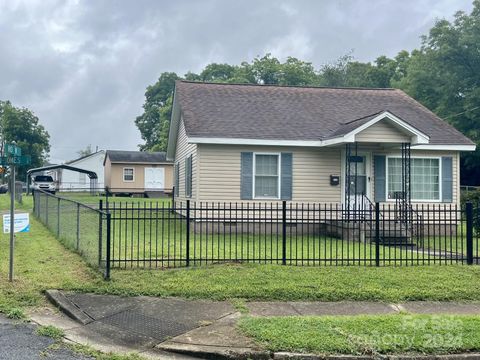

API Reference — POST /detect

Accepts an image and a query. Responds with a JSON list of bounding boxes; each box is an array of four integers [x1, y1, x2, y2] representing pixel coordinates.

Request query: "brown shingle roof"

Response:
[[175, 81, 473, 145]]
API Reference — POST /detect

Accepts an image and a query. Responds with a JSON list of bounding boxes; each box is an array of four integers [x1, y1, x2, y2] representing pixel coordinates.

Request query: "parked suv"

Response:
[[31, 175, 56, 194]]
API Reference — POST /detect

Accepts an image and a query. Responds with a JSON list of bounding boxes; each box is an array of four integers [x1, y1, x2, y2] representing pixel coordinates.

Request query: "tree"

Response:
[[200, 63, 237, 82], [0, 101, 50, 180], [279, 57, 319, 86], [394, 1, 480, 184], [251, 53, 282, 84], [77, 145, 93, 158], [135, 72, 179, 151]]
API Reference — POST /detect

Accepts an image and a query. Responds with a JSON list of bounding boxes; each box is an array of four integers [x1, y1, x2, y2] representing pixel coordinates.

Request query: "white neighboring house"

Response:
[[48, 150, 105, 191]]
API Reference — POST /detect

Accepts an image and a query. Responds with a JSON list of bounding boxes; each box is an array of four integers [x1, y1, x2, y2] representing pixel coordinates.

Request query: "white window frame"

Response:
[[253, 152, 281, 200], [386, 156, 442, 203], [123, 167, 135, 182]]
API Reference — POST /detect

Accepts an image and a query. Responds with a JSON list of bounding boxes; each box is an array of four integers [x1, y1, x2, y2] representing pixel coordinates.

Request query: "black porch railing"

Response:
[[33, 191, 480, 280]]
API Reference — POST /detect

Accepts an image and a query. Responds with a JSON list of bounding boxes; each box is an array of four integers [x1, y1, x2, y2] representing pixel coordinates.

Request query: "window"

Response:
[[387, 157, 440, 201], [123, 168, 134, 182], [254, 154, 279, 198]]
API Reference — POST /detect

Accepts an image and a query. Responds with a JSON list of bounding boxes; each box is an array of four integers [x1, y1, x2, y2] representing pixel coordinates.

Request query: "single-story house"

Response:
[[104, 150, 173, 196], [47, 150, 105, 191], [166, 81, 475, 214]]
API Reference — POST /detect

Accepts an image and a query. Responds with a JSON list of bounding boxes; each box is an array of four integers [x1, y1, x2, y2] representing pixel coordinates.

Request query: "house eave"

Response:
[[188, 136, 474, 152], [166, 87, 181, 161], [188, 137, 324, 147], [411, 144, 476, 151]]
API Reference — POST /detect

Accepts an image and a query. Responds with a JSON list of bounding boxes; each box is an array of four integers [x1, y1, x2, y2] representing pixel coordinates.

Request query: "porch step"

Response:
[[379, 236, 415, 247]]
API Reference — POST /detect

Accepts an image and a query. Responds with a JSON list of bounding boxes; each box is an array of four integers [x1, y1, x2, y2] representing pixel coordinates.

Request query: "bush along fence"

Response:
[[33, 191, 480, 280]]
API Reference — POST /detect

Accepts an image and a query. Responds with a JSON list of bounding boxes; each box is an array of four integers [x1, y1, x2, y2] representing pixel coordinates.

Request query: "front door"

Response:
[[345, 154, 371, 212], [144, 167, 165, 190]]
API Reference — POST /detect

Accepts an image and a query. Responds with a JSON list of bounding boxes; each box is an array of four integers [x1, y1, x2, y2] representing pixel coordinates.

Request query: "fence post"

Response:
[[98, 200, 103, 267], [186, 200, 190, 267], [375, 202, 380, 267], [282, 200, 287, 265], [76, 203, 80, 250], [57, 197, 60, 237], [466, 202, 474, 265], [46, 194, 49, 227], [105, 212, 111, 280]]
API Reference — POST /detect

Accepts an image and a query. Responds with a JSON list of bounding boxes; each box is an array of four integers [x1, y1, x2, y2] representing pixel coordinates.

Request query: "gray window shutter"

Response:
[[240, 152, 253, 200], [280, 153, 293, 200], [174, 163, 179, 196], [442, 156, 453, 203], [185, 155, 192, 197], [374, 155, 386, 202]]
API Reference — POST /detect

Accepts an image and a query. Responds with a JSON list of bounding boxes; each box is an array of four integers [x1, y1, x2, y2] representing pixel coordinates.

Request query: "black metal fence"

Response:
[[33, 191, 480, 279]]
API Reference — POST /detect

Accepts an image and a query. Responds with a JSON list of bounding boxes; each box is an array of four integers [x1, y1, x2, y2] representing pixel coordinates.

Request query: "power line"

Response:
[[444, 105, 480, 119]]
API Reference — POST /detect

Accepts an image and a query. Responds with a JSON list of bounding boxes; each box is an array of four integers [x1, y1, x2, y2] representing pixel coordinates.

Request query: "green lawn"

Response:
[[239, 314, 480, 355], [55, 191, 172, 207], [2, 193, 480, 315]]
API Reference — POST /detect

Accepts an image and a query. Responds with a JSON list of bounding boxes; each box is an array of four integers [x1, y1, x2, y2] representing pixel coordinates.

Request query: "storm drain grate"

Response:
[[99, 309, 192, 341]]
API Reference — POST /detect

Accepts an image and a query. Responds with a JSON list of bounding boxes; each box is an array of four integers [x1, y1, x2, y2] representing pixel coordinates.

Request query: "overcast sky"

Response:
[[0, 0, 474, 163]]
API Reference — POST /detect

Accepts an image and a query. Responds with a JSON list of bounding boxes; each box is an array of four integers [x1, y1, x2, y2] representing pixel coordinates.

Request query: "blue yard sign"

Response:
[[3, 213, 30, 233]]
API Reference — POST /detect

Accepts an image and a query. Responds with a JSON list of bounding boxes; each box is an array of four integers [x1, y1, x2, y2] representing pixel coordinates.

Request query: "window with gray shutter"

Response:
[[240, 152, 253, 199], [280, 153, 292, 200], [185, 155, 192, 197], [442, 156, 453, 203]]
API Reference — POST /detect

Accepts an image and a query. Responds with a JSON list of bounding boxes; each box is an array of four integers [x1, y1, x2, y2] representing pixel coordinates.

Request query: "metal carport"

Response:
[[26, 165, 98, 195]]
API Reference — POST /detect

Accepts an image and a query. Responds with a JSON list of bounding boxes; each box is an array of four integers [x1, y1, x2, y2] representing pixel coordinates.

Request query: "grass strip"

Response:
[[239, 314, 480, 355]]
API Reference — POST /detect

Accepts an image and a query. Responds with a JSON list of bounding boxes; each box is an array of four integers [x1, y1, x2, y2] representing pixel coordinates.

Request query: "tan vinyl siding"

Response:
[[174, 118, 198, 201], [197, 143, 459, 210], [198, 144, 342, 203], [105, 162, 173, 193], [356, 120, 410, 143]]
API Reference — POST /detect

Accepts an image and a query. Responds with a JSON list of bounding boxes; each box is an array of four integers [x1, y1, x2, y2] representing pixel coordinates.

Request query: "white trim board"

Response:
[[188, 136, 474, 151], [411, 144, 476, 151]]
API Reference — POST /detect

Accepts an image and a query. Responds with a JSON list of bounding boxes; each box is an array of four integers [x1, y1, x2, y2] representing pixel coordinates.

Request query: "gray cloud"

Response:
[[0, 0, 473, 162]]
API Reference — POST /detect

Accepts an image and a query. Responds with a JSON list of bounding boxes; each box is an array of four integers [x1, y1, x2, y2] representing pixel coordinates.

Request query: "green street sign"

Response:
[[0, 155, 30, 166], [17, 155, 31, 165], [5, 144, 21, 156]]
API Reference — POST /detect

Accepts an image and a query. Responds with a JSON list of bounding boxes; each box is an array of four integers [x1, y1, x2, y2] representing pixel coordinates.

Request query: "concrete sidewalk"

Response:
[[29, 290, 480, 360]]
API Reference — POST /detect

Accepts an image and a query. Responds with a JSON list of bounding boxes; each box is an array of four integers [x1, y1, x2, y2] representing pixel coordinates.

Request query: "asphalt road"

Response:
[[0, 315, 91, 360]]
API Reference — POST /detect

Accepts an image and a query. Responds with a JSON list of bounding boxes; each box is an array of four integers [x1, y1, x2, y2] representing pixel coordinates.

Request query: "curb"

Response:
[[157, 344, 480, 360], [44, 290, 94, 325], [157, 342, 271, 360], [274, 354, 480, 360]]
